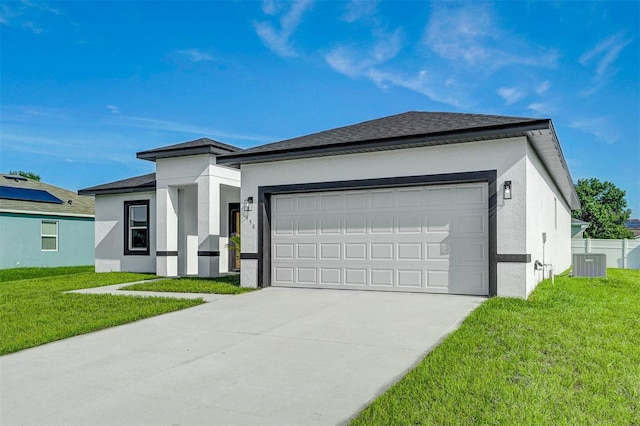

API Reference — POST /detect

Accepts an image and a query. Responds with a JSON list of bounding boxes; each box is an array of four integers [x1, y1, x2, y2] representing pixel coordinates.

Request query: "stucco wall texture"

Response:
[[239, 136, 572, 298], [0, 213, 94, 269]]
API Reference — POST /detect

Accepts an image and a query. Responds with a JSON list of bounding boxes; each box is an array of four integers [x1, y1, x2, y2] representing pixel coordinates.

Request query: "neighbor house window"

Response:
[[124, 200, 150, 255], [41, 221, 58, 251]]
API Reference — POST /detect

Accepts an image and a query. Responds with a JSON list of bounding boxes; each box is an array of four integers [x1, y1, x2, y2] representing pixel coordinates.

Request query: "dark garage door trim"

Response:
[[257, 170, 498, 296]]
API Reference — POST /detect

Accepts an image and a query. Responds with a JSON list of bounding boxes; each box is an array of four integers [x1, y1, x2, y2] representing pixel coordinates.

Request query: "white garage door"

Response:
[[271, 183, 488, 295]]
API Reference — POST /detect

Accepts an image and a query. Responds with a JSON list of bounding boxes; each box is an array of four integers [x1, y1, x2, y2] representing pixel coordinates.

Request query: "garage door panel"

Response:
[[426, 242, 450, 260], [297, 195, 317, 211], [271, 183, 488, 295], [297, 267, 317, 284], [456, 184, 486, 205], [451, 267, 487, 295], [297, 243, 317, 259], [371, 243, 394, 260], [320, 194, 342, 210], [320, 268, 341, 285], [453, 213, 487, 234], [426, 270, 450, 290], [397, 243, 422, 260], [425, 214, 451, 232], [371, 215, 394, 234], [345, 268, 367, 286], [274, 196, 295, 212], [345, 215, 368, 234], [371, 269, 394, 286], [345, 243, 367, 260], [345, 192, 368, 209], [398, 215, 422, 233], [274, 218, 294, 235], [397, 189, 423, 207], [274, 267, 294, 284], [274, 243, 294, 260], [397, 269, 422, 288]]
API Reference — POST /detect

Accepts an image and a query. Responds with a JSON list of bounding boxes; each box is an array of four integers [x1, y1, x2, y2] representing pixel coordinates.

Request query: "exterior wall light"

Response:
[[503, 181, 512, 200], [244, 196, 254, 211]]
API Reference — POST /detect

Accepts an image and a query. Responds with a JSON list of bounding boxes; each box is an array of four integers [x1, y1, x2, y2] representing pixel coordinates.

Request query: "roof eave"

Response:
[[526, 122, 581, 210], [136, 146, 237, 162], [78, 185, 156, 196], [217, 121, 551, 166]]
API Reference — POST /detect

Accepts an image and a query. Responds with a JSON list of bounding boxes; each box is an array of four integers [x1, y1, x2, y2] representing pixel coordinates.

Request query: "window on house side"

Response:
[[41, 220, 58, 251], [124, 200, 150, 255]]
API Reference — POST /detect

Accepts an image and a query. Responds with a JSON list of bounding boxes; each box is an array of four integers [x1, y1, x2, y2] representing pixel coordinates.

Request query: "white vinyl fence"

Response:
[[571, 239, 640, 269]]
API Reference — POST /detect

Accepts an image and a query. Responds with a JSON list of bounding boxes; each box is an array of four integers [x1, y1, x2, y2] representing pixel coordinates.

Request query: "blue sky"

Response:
[[1, 1, 638, 215]]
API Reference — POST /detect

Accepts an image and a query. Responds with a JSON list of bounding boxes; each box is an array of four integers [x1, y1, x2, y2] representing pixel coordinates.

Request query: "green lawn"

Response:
[[0, 265, 94, 282], [0, 269, 203, 355], [122, 274, 255, 295], [351, 268, 640, 425]]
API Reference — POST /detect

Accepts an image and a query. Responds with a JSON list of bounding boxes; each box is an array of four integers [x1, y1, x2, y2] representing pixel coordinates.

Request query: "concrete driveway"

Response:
[[1, 287, 484, 425]]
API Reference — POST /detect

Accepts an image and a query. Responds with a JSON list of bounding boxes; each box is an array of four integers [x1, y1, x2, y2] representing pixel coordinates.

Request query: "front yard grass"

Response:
[[122, 274, 254, 295], [0, 265, 94, 282], [351, 268, 640, 425], [0, 271, 203, 355]]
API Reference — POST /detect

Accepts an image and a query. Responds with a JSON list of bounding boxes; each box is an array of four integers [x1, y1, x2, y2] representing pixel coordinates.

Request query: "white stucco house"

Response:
[[79, 138, 242, 277], [81, 112, 580, 299]]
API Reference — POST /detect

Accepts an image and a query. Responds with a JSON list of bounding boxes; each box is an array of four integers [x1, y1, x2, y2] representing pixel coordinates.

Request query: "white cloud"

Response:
[[254, 0, 313, 58], [106, 105, 120, 114], [2, 1, 64, 33], [109, 115, 275, 143], [21, 20, 42, 33], [580, 32, 632, 77], [497, 87, 525, 104], [527, 103, 553, 116], [21, 1, 61, 15], [174, 48, 215, 62], [569, 117, 619, 145], [261, 0, 277, 15], [342, 0, 378, 23], [424, 3, 558, 71], [325, 10, 472, 107], [326, 47, 466, 107], [536, 80, 551, 94]]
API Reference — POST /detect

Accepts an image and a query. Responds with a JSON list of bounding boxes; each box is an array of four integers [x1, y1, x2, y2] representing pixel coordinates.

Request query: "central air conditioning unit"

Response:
[[572, 254, 606, 278]]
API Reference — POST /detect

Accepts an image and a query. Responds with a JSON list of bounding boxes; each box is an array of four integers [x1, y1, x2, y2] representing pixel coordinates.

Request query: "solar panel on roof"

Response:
[[0, 186, 64, 204], [4, 175, 28, 182]]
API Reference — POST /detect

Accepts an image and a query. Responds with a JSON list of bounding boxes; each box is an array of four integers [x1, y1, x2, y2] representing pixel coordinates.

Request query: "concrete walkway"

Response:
[[66, 278, 228, 302], [1, 287, 485, 425]]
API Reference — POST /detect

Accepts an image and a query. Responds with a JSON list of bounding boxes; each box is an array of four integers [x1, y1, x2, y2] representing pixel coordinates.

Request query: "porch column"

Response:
[[197, 176, 221, 277], [156, 185, 179, 276]]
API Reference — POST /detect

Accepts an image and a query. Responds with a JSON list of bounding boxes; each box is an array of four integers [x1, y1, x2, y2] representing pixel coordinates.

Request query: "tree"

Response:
[[572, 178, 633, 239], [9, 170, 41, 181]]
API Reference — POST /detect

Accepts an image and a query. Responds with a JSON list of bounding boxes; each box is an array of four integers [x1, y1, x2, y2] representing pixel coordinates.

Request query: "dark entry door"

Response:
[[228, 203, 240, 271]]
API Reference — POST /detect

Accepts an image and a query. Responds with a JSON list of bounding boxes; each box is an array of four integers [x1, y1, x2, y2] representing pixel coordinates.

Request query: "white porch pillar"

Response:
[[156, 184, 179, 276], [197, 176, 221, 277]]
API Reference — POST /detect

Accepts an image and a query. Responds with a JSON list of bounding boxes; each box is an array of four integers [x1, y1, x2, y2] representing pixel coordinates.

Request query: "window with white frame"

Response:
[[41, 220, 58, 251], [124, 200, 150, 255]]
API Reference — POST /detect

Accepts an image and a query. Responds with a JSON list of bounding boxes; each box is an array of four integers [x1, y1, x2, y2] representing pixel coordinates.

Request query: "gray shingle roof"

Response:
[[78, 173, 156, 196], [0, 174, 94, 216], [217, 111, 548, 163], [137, 138, 241, 162]]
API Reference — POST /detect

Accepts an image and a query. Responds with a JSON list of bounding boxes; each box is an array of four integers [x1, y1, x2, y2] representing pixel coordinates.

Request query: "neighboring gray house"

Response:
[[83, 112, 580, 299], [0, 174, 95, 269], [571, 218, 590, 238], [218, 111, 580, 299]]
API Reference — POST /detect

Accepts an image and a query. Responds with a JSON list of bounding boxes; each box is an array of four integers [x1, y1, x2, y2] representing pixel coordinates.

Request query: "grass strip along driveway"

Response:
[[122, 274, 255, 295], [0, 269, 203, 355], [352, 269, 640, 425]]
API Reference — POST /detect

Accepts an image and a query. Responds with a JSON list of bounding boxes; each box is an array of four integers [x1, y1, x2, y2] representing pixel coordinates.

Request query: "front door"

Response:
[[228, 203, 241, 271]]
